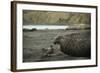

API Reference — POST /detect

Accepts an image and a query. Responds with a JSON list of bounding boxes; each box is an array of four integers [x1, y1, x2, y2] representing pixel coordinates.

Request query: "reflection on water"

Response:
[[23, 25, 68, 30]]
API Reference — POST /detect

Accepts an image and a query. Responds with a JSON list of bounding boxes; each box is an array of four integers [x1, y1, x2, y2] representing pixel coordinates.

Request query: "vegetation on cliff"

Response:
[[23, 10, 91, 26]]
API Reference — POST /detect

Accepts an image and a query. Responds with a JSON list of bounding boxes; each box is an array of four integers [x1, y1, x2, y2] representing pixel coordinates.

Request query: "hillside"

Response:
[[23, 10, 91, 26]]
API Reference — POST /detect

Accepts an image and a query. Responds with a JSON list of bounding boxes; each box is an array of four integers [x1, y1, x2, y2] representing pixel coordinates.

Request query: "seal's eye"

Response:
[[53, 36, 63, 44]]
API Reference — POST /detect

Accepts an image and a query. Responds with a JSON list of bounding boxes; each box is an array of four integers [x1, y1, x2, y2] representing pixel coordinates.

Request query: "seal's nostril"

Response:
[[53, 42, 56, 44]]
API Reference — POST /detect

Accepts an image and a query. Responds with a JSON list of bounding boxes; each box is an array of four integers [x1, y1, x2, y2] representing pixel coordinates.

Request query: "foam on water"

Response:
[[23, 25, 69, 30]]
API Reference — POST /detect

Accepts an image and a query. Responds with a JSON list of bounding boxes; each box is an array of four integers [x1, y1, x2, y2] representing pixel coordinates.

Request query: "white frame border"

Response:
[[16, 3, 97, 70]]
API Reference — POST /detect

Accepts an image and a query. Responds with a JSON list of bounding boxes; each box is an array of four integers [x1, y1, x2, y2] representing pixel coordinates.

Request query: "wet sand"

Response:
[[23, 29, 90, 62]]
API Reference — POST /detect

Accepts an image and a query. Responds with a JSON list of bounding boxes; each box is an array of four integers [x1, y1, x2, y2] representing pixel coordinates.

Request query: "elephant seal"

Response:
[[54, 30, 91, 58]]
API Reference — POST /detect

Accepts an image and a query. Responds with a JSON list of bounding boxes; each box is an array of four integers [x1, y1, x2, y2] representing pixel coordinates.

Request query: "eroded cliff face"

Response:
[[23, 10, 91, 26]]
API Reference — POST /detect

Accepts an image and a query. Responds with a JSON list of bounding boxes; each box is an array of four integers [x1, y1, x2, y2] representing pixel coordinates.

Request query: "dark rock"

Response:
[[23, 28, 37, 32]]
